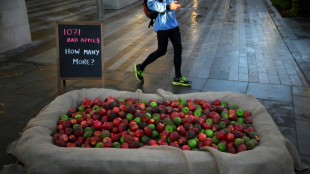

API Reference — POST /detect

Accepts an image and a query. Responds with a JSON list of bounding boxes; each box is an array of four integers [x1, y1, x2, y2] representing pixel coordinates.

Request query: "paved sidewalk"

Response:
[[0, 0, 309, 172]]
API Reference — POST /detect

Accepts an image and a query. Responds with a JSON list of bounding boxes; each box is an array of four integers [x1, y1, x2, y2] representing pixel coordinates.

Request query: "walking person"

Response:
[[134, 0, 192, 86]]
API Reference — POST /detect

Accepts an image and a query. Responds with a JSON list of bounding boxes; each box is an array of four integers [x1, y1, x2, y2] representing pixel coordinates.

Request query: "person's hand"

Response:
[[170, 1, 181, 10]]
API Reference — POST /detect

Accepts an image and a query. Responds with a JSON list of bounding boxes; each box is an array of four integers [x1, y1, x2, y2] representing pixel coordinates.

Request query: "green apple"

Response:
[[188, 139, 197, 149]]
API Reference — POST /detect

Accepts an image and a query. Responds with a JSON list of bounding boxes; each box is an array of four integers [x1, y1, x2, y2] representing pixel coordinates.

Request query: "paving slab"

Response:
[[0, 94, 45, 127], [296, 119, 310, 156], [293, 86, 310, 97], [293, 96, 310, 120], [258, 99, 295, 128], [247, 83, 292, 102], [262, 0, 310, 85], [278, 126, 298, 150], [299, 155, 310, 174], [202, 79, 248, 94]]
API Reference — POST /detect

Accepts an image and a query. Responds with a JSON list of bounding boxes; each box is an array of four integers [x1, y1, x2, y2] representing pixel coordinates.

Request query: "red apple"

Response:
[[160, 130, 170, 139], [148, 139, 157, 145], [130, 123, 139, 132], [59, 134, 68, 143], [244, 116, 252, 124], [226, 125, 235, 132], [113, 117, 122, 127], [98, 108, 106, 115], [169, 131, 180, 142], [182, 145, 191, 150], [68, 134, 77, 142], [66, 143, 76, 147], [229, 113, 237, 121], [213, 114, 221, 124], [90, 136, 100, 146], [118, 123, 127, 132], [65, 128, 73, 135], [112, 107, 120, 115], [121, 143, 129, 148], [237, 144, 247, 152], [144, 126, 152, 136], [203, 138, 213, 147], [102, 122, 113, 130], [134, 129, 144, 138], [170, 141, 180, 148], [177, 125, 186, 136], [102, 137, 113, 148], [212, 99, 221, 106], [234, 123, 244, 132], [156, 123, 165, 132], [62, 121, 71, 129], [202, 123, 211, 129], [170, 112, 179, 120], [93, 120, 102, 130], [198, 133, 207, 142], [226, 133, 235, 142], [69, 119, 78, 126], [178, 112, 185, 118], [158, 138, 167, 144], [216, 130, 226, 140], [111, 133, 121, 142]]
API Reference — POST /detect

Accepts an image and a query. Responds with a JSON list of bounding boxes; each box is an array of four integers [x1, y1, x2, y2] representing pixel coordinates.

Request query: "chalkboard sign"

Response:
[[56, 22, 104, 94]]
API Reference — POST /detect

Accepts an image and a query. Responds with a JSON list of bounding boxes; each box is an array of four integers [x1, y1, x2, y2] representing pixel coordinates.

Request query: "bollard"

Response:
[[96, 0, 104, 21]]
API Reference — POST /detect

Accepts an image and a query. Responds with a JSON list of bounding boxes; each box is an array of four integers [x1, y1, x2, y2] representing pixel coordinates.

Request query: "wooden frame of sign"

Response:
[[56, 21, 104, 95]]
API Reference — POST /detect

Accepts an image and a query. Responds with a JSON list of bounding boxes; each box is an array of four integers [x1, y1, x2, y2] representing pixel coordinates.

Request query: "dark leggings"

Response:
[[140, 26, 182, 78]]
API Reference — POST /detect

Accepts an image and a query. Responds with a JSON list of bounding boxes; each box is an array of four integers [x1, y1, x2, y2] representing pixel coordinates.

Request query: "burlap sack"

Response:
[[156, 89, 308, 174], [2, 88, 308, 174]]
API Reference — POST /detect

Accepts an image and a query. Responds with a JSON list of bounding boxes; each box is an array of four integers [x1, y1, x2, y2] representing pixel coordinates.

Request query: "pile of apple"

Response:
[[52, 96, 260, 153]]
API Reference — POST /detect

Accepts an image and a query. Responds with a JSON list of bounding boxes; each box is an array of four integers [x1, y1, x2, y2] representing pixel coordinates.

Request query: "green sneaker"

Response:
[[172, 76, 192, 86], [134, 64, 144, 82]]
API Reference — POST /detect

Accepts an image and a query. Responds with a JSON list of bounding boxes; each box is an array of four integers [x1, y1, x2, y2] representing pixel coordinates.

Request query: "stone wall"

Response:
[[104, 0, 140, 9], [0, 0, 31, 53]]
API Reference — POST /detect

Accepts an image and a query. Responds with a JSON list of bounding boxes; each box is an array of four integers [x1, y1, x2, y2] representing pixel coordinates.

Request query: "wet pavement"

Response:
[[0, 0, 310, 172]]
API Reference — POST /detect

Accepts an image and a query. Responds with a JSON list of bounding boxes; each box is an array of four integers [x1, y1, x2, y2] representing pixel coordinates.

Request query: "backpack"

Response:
[[142, 0, 164, 28]]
